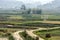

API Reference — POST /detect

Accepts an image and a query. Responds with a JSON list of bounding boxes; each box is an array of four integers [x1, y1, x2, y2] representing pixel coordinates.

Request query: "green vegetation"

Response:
[[34, 28, 60, 40], [19, 31, 35, 40], [0, 12, 60, 40], [0, 28, 19, 37], [0, 21, 59, 29], [8, 33, 15, 40], [0, 28, 18, 40]]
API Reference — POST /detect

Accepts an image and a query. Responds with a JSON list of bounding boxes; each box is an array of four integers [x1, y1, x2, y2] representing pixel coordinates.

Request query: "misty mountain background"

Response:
[[40, 0, 60, 14], [0, 0, 60, 14]]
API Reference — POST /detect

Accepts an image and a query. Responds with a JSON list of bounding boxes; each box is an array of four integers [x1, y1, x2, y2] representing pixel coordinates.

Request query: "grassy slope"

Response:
[[19, 32, 35, 40], [34, 28, 60, 40]]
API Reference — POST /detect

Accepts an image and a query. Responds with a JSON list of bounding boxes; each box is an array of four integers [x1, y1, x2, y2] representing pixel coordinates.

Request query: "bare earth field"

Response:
[[42, 21, 60, 24]]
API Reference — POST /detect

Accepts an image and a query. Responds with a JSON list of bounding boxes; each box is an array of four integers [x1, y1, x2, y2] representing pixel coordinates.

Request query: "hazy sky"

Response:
[[1, 0, 54, 4], [16, 0, 54, 4]]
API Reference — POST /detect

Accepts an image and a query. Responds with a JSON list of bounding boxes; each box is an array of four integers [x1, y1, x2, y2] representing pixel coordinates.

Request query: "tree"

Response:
[[32, 9, 42, 14], [37, 9, 42, 14], [21, 4, 26, 10], [27, 9, 31, 14], [35, 37, 39, 40]]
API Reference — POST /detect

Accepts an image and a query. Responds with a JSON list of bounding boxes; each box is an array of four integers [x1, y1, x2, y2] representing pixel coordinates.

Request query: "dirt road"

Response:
[[12, 30, 24, 40], [26, 28, 46, 40], [0, 38, 8, 40], [12, 27, 60, 40], [26, 27, 60, 40]]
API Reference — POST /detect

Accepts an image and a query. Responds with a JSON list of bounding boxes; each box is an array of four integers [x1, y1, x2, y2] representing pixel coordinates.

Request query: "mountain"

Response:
[[0, 0, 41, 9], [39, 0, 60, 14], [25, 2, 41, 9], [0, 0, 60, 15], [0, 0, 60, 10], [0, 0, 24, 9], [41, 0, 60, 9]]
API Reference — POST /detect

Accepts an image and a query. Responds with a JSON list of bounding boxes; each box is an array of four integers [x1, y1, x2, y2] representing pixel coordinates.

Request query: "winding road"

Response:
[[12, 30, 24, 40], [26, 27, 60, 40], [12, 27, 60, 40], [26, 28, 46, 40]]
